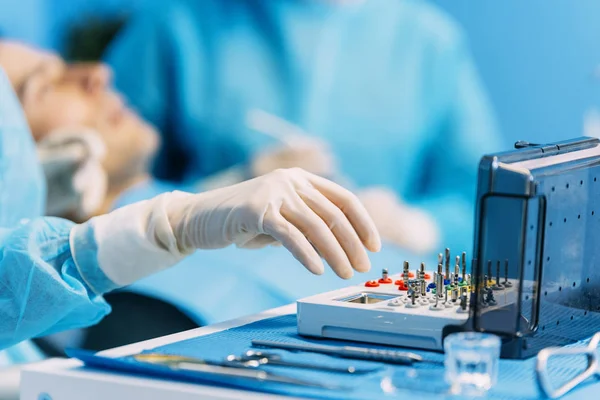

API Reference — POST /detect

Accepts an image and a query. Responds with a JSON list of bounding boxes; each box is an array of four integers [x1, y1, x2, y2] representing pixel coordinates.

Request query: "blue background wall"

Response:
[[1, 0, 599, 145], [432, 0, 600, 145]]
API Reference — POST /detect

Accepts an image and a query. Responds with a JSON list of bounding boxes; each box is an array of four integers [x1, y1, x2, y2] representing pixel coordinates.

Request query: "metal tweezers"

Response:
[[536, 332, 600, 398], [133, 353, 349, 391]]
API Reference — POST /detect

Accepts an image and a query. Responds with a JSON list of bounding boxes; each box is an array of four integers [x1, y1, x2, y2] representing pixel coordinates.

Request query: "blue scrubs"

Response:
[[0, 70, 112, 365], [106, 0, 503, 253]]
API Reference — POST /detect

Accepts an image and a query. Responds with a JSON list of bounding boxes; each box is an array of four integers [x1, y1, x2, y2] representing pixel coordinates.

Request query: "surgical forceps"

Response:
[[133, 353, 348, 390], [226, 350, 380, 374]]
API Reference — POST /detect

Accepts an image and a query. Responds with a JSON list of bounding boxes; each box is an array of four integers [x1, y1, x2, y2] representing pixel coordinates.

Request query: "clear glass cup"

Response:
[[444, 332, 501, 396]]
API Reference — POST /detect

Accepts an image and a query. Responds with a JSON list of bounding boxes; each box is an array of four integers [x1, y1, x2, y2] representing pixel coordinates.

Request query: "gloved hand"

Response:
[[37, 128, 108, 220], [73, 168, 381, 292], [357, 187, 440, 254], [250, 138, 337, 179]]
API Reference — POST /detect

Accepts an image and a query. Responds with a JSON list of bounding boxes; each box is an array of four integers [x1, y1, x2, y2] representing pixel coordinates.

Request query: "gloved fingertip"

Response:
[[306, 259, 325, 275], [336, 268, 354, 280], [353, 259, 372, 274], [367, 235, 382, 252]]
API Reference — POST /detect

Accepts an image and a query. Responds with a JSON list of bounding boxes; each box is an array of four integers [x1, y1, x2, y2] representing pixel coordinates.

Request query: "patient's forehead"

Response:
[[0, 41, 57, 88]]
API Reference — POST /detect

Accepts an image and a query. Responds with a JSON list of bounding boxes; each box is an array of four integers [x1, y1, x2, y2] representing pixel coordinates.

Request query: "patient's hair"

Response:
[[64, 15, 128, 62]]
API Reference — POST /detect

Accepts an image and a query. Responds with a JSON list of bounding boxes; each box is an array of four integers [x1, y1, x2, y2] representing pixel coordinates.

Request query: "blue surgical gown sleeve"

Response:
[[0, 217, 111, 351], [406, 21, 504, 252]]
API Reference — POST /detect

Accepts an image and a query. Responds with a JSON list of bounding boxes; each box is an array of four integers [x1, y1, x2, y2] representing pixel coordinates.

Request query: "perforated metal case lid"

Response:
[[470, 137, 600, 355]]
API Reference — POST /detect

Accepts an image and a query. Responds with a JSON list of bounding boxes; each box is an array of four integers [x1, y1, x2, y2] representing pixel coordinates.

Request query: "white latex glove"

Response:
[[37, 128, 108, 220], [73, 168, 381, 291], [358, 187, 440, 254], [250, 138, 337, 179]]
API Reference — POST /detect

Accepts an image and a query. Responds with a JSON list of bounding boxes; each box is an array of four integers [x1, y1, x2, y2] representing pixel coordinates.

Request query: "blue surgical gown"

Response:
[[106, 0, 503, 252], [0, 69, 111, 366]]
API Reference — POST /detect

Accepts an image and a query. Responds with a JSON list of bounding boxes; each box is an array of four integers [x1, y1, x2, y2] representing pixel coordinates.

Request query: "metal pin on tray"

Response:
[[403, 261, 410, 284], [492, 260, 504, 290], [444, 285, 453, 308], [485, 288, 497, 306], [454, 256, 460, 285], [417, 262, 425, 295], [457, 287, 468, 313], [453, 265, 459, 287], [503, 259, 512, 287], [430, 273, 445, 311], [461, 252, 467, 282], [445, 248, 451, 280], [469, 259, 476, 288], [451, 287, 458, 303], [406, 285, 419, 308]]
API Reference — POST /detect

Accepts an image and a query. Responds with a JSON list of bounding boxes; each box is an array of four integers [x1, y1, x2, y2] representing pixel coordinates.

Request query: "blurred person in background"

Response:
[[0, 42, 382, 370], [0, 40, 397, 353], [105, 0, 503, 256]]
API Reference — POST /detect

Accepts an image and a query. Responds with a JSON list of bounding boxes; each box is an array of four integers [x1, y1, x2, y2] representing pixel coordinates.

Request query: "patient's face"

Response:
[[0, 41, 158, 185]]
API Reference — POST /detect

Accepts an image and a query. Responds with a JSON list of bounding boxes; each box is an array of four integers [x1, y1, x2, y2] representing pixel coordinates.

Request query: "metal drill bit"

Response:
[[469, 259, 476, 285], [496, 261, 501, 286], [411, 288, 416, 305], [485, 288, 497, 306], [437, 273, 444, 299], [459, 287, 468, 311], [430, 279, 445, 311], [487, 260, 492, 283], [420, 262, 425, 278], [403, 261, 409, 282], [420, 280, 426, 297], [437, 262, 443, 276], [451, 287, 458, 302], [461, 252, 467, 281], [411, 282, 418, 298], [454, 255, 460, 278], [382, 268, 389, 280], [504, 259, 512, 287], [445, 248, 450, 280], [484, 274, 488, 289]]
